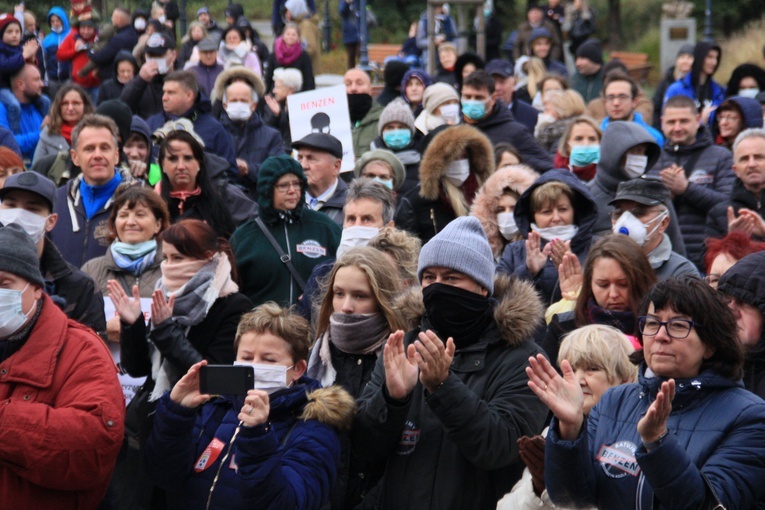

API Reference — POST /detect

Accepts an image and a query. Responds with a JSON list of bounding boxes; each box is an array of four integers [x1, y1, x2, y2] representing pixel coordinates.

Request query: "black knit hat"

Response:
[[0, 224, 44, 286], [576, 39, 604, 65]]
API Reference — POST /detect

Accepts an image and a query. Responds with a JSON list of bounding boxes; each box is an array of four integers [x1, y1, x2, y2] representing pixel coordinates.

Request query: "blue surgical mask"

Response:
[[483, 8, 491, 17], [461, 99, 486, 120], [0, 283, 34, 338], [112, 239, 158, 259], [382, 129, 411, 150], [569, 145, 600, 167]]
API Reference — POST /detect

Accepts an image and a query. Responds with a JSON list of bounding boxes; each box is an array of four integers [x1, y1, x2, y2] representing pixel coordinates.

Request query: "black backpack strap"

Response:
[[254, 217, 306, 292]]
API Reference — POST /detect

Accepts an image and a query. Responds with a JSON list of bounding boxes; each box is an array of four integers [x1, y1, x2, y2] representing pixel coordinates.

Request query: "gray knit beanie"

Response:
[[0, 224, 44, 287], [378, 98, 415, 135], [418, 216, 495, 294]]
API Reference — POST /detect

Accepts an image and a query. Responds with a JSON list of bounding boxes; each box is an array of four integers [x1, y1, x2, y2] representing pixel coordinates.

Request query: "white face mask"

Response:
[[0, 283, 34, 338], [337, 225, 380, 258], [623, 154, 649, 179], [134, 18, 147, 30], [444, 158, 470, 186], [739, 88, 760, 99], [233, 361, 295, 394], [439, 103, 460, 124], [147, 57, 170, 75], [225, 102, 252, 122], [612, 210, 667, 246], [496, 212, 518, 240], [0, 208, 48, 243], [531, 223, 579, 242]]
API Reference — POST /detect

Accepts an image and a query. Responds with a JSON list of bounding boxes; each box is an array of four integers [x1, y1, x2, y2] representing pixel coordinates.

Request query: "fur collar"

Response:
[[301, 385, 357, 431], [418, 124, 495, 202], [393, 274, 543, 347]]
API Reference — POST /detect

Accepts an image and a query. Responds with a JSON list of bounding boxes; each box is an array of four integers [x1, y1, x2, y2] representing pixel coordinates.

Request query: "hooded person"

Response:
[[42, 7, 71, 95], [400, 68, 432, 116], [664, 40, 725, 123], [712, 96, 764, 149], [717, 251, 765, 399], [352, 216, 549, 509], [231, 155, 340, 307], [527, 26, 567, 76], [470, 164, 540, 260], [497, 169, 598, 305], [377, 60, 409, 108], [371, 98, 422, 195], [395, 124, 495, 244], [97, 49, 138, 104], [124, 115, 156, 182]]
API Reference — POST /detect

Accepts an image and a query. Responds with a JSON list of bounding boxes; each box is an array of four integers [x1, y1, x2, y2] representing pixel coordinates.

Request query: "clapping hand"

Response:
[[383, 331, 419, 400], [518, 435, 546, 496], [526, 231, 548, 276], [413, 330, 455, 394], [151, 289, 175, 325], [637, 379, 674, 449], [526, 354, 584, 440], [107, 281, 143, 325], [543, 238, 571, 268]]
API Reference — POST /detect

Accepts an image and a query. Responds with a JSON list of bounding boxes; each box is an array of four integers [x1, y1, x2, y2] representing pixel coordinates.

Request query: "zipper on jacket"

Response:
[[429, 208, 438, 235], [283, 222, 293, 304]]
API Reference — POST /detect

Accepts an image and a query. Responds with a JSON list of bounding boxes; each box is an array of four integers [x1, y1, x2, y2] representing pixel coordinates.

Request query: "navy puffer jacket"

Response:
[[547, 366, 765, 509]]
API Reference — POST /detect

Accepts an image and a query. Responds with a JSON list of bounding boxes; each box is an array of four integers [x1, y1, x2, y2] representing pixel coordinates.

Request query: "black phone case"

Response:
[[199, 365, 254, 395]]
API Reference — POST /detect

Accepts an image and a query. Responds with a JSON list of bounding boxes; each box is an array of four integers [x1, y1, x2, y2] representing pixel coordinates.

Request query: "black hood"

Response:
[[726, 64, 765, 98], [690, 41, 722, 88], [594, 121, 661, 194], [718, 251, 765, 352], [113, 49, 138, 75]]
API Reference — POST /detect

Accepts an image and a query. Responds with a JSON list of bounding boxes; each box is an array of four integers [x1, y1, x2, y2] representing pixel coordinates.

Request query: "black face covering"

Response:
[[347, 93, 373, 123], [421, 283, 494, 350]]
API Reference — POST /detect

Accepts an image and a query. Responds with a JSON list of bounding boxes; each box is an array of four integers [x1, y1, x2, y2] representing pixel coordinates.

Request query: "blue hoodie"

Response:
[[42, 7, 71, 81]]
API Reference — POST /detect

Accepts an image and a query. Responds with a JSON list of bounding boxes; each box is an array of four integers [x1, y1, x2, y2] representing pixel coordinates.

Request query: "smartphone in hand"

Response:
[[199, 365, 254, 395]]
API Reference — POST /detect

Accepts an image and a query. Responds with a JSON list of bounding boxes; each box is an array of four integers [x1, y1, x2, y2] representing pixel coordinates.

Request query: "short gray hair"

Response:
[[733, 128, 765, 155], [273, 67, 303, 93], [344, 177, 396, 224], [72, 114, 119, 150]]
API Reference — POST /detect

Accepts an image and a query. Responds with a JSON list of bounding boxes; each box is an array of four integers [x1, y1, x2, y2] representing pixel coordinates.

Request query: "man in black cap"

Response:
[[196, 7, 223, 43], [571, 39, 605, 103], [187, 37, 223, 98], [486, 58, 538, 134], [609, 177, 698, 280], [0, 172, 106, 335], [121, 31, 177, 118], [293, 133, 348, 226]]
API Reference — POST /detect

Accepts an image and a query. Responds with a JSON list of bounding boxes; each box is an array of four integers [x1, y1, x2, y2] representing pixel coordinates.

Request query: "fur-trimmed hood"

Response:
[[470, 164, 540, 257], [301, 385, 357, 431], [394, 274, 543, 347], [210, 66, 266, 105], [418, 124, 495, 206]]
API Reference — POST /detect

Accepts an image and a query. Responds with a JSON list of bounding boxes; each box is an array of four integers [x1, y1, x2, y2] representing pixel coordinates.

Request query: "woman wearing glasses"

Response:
[[528, 277, 765, 509], [231, 155, 340, 307]]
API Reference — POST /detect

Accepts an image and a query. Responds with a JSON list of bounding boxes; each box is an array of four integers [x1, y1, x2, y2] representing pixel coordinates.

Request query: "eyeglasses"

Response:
[[274, 181, 301, 192], [605, 94, 631, 103], [717, 114, 740, 123], [638, 316, 701, 339]]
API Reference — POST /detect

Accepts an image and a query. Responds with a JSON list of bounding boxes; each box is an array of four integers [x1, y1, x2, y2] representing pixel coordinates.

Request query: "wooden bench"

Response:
[[609, 51, 653, 84], [366, 44, 401, 70]]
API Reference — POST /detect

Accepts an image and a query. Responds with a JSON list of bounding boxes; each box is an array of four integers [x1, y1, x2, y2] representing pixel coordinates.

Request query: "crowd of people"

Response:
[[2, 0, 765, 509]]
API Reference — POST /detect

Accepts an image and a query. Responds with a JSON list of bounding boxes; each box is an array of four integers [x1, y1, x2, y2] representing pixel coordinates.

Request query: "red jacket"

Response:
[[0, 295, 124, 509], [56, 28, 100, 88]]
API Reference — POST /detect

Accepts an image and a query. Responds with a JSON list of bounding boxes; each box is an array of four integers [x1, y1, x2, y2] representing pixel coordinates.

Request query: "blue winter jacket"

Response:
[[546, 366, 765, 510], [146, 377, 351, 510], [0, 125, 21, 157], [497, 169, 597, 306], [338, 0, 360, 45], [0, 40, 24, 78], [0, 101, 44, 161], [42, 7, 71, 82], [664, 72, 726, 110]]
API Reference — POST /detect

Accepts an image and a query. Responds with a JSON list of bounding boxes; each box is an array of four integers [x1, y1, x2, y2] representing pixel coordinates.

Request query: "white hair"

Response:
[[273, 67, 303, 93]]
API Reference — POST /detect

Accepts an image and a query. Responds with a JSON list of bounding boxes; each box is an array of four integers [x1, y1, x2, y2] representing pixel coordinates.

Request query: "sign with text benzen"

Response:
[[288, 85, 355, 172]]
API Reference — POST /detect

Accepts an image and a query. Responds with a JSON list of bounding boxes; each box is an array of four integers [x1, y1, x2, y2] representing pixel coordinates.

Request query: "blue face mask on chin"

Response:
[[382, 129, 412, 150], [461, 99, 486, 121]]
